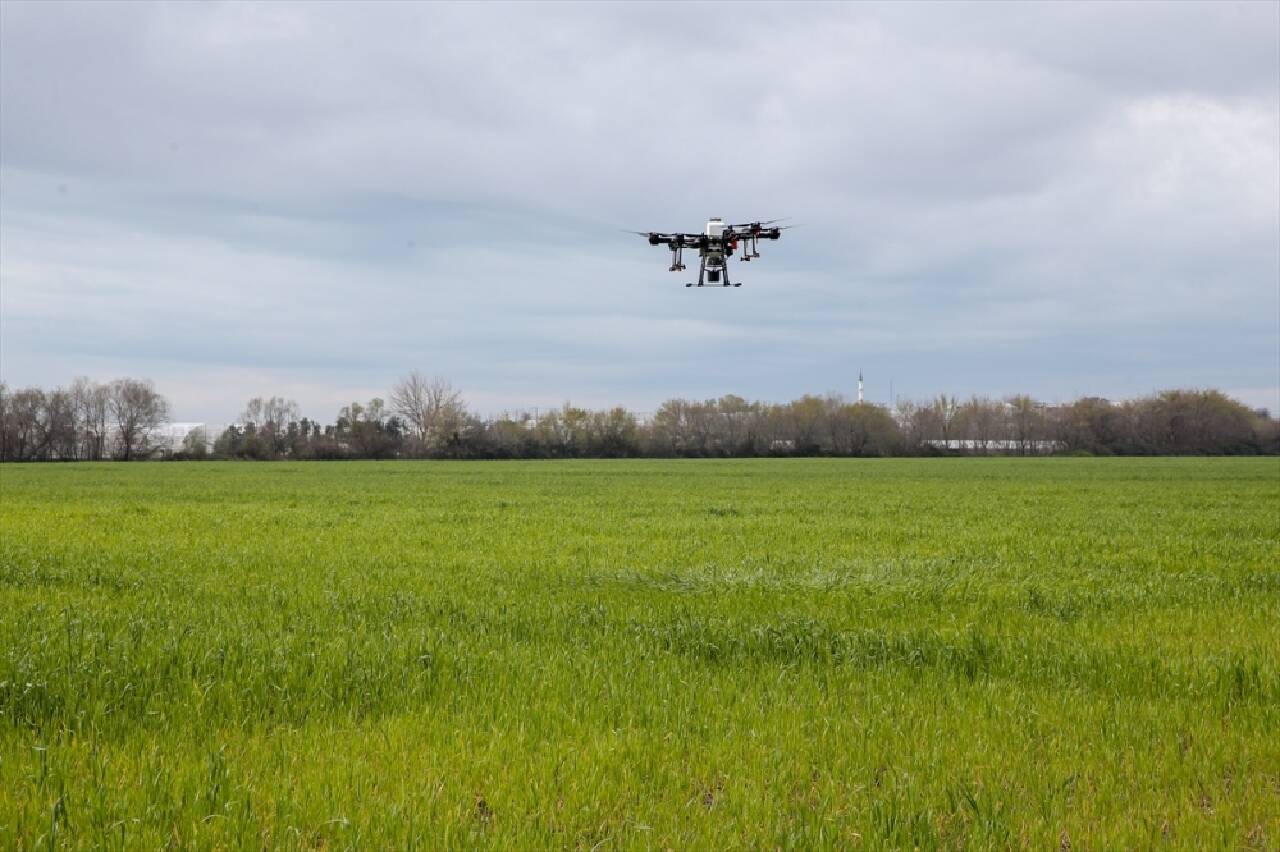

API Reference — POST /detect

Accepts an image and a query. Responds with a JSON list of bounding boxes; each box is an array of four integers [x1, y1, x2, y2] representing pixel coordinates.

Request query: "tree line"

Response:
[[2, 372, 1276, 462], [0, 377, 170, 462]]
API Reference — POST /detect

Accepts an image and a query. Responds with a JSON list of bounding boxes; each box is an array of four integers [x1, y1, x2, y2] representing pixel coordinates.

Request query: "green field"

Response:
[[2, 459, 1277, 849]]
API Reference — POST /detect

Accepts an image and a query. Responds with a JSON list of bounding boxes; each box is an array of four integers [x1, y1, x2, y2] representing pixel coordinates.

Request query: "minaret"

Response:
[[858, 370, 864, 404]]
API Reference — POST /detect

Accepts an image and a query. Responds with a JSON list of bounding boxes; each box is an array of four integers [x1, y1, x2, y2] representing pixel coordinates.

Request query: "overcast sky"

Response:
[[2, 1, 1277, 421]]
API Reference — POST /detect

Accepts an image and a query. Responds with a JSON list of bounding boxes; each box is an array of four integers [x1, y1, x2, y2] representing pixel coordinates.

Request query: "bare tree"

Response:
[[41, 388, 78, 460], [108, 378, 170, 460], [829, 400, 899, 456], [955, 396, 1005, 454], [588, 406, 639, 457], [1006, 395, 1045, 455], [1053, 397, 1126, 454], [241, 396, 300, 456], [559, 403, 591, 457], [484, 414, 532, 458], [1125, 389, 1259, 454], [337, 397, 401, 458], [714, 394, 757, 455], [754, 402, 793, 454], [71, 377, 111, 461], [649, 399, 694, 455], [0, 383, 8, 460], [390, 372, 465, 455], [786, 395, 828, 453], [532, 407, 567, 456], [1, 387, 45, 461], [930, 395, 960, 443], [894, 399, 926, 452]]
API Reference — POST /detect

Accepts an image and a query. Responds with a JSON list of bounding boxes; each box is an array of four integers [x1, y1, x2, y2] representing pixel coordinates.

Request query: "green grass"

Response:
[[1, 458, 1277, 849]]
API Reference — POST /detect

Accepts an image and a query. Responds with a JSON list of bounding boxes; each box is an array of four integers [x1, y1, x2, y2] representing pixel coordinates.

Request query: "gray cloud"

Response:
[[1, 0, 1277, 419]]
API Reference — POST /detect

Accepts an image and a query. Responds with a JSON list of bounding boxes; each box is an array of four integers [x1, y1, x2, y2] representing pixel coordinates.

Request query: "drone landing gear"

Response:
[[687, 256, 706, 287], [684, 257, 742, 288], [669, 243, 686, 273]]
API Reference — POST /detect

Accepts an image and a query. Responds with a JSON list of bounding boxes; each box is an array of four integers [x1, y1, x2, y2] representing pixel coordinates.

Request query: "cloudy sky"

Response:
[[2, 1, 1277, 421]]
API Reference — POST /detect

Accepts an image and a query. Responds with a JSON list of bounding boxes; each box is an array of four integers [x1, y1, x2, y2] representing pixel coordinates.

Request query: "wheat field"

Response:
[[2, 458, 1277, 848]]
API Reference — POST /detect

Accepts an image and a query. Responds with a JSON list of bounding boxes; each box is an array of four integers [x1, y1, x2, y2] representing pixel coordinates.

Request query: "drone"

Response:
[[629, 217, 791, 287]]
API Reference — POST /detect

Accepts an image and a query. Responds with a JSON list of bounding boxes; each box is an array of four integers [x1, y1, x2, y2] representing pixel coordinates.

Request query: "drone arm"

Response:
[[633, 232, 704, 248]]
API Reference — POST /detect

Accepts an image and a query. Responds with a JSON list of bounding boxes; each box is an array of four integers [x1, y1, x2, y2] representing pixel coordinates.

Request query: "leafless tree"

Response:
[[931, 395, 960, 442], [650, 398, 705, 455], [241, 396, 300, 455], [558, 403, 592, 456], [71, 377, 111, 460], [1127, 389, 1258, 454], [825, 395, 854, 455], [893, 399, 926, 452], [787, 395, 828, 453], [108, 378, 170, 460], [1, 386, 46, 461], [485, 414, 530, 458], [829, 400, 899, 456], [337, 398, 401, 458], [714, 394, 757, 454], [1053, 397, 1124, 453], [588, 406, 639, 457], [531, 407, 566, 456], [753, 402, 793, 454], [0, 383, 8, 460], [955, 396, 1005, 454], [1006, 395, 1045, 454], [390, 372, 465, 455], [681, 400, 717, 455], [42, 388, 78, 460]]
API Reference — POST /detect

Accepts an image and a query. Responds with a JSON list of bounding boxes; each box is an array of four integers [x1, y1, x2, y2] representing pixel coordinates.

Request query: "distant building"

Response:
[[924, 439, 1064, 453], [147, 423, 227, 455]]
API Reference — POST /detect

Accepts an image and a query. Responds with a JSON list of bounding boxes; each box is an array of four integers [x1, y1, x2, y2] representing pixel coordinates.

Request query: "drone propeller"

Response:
[[730, 217, 790, 229]]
